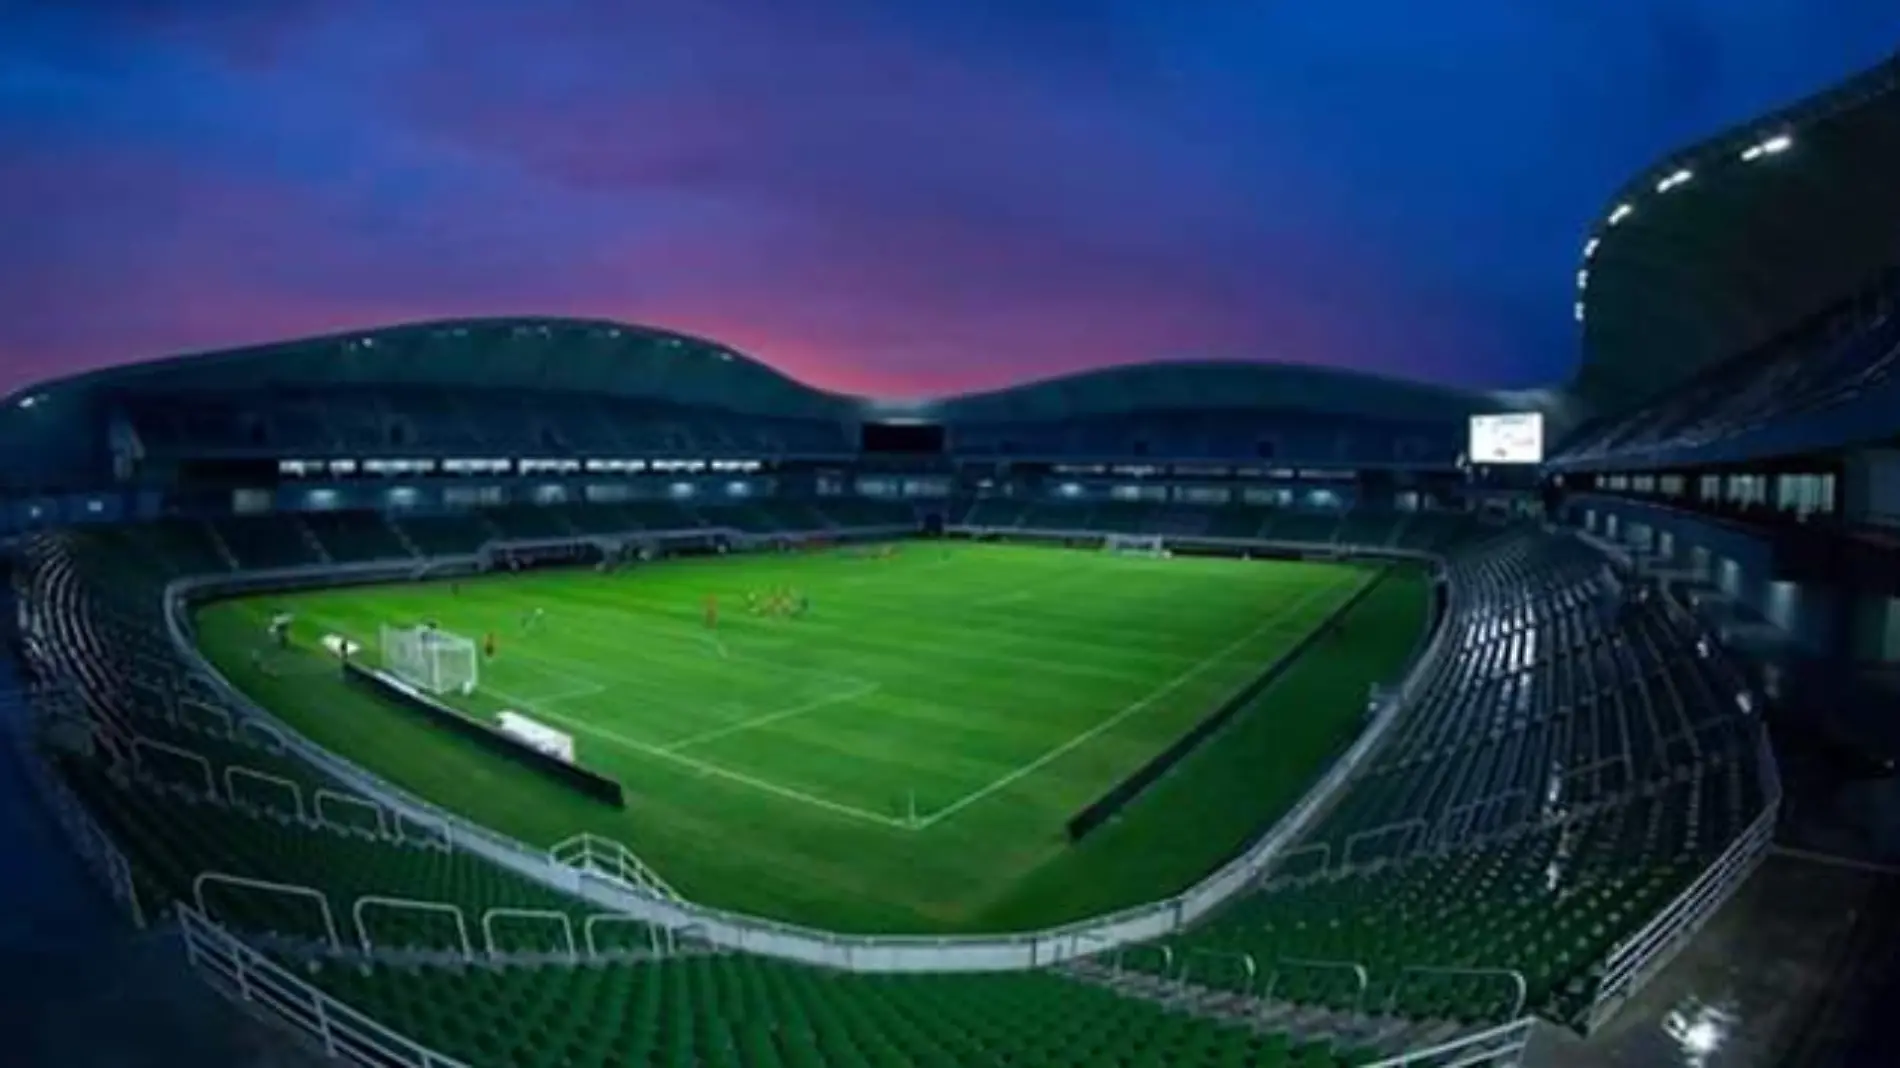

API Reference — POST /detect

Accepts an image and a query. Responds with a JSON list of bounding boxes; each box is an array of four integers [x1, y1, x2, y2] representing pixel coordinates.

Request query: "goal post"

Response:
[[380, 625, 480, 696], [1103, 533, 1168, 558]]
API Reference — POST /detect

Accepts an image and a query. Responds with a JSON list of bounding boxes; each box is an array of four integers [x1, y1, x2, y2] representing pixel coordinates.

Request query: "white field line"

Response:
[[840, 555, 959, 586], [493, 677, 607, 705], [662, 681, 883, 753], [502, 699, 913, 829], [913, 571, 1369, 830]]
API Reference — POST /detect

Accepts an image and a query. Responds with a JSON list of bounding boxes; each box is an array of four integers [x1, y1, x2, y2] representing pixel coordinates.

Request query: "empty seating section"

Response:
[[305, 510, 414, 562], [397, 514, 496, 555], [15, 499, 1763, 1063], [951, 411, 1459, 466], [484, 506, 579, 541], [1261, 512, 1342, 544], [116, 386, 855, 460], [1133, 528, 1765, 1026], [290, 955, 1372, 1068], [212, 514, 325, 570], [957, 499, 1480, 552]]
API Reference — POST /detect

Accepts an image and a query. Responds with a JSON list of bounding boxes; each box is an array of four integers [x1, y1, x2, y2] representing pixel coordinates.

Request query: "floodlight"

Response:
[[1655, 169, 1693, 193], [1607, 203, 1633, 225]]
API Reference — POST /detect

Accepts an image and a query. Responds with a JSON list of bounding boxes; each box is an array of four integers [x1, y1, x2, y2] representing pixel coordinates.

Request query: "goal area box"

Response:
[[340, 662, 625, 808]]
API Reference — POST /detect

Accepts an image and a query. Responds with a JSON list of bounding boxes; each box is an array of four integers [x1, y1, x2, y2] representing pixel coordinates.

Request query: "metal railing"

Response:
[[1583, 721, 1781, 1031], [550, 833, 680, 900], [178, 903, 472, 1068], [1362, 1016, 1537, 1067]]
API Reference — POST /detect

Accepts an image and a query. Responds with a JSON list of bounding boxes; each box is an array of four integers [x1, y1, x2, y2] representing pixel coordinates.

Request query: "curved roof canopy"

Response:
[[9, 317, 857, 420], [9, 317, 1510, 429], [919, 360, 1501, 424], [1573, 50, 1900, 412]]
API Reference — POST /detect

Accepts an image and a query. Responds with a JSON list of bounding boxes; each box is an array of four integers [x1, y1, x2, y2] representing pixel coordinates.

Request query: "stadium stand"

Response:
[[6, 477, 1771, 1065]]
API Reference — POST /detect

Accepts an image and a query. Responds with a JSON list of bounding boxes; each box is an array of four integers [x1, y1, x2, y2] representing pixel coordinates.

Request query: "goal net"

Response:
[[1103, 533, 1168, 558], [380, 625, 479, 696]]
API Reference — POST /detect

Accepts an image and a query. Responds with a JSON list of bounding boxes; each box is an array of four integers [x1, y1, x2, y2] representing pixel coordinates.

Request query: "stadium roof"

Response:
[[1572, 50, 1900, 413], [6, 317, 1515, 427], [9, 317, 858, 420], [913, 360, 1505, 424]]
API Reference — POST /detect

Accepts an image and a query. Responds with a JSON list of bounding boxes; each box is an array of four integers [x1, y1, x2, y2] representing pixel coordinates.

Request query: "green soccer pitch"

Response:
[[192, 540, 1429, 934]]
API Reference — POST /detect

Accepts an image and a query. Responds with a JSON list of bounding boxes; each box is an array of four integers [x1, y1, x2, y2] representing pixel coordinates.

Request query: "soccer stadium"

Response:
[[6, 44, 1900, 1068]]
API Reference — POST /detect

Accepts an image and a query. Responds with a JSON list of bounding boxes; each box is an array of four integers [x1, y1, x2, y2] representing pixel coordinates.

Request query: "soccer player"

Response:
[[484, 631, 497, 660], [795, 591, 810, 617], [704, 594, 719, 630]]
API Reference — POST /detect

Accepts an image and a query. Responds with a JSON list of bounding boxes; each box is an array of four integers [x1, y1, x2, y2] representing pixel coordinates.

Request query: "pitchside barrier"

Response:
[[1066, 562, 1397, 842], [159, 531, 1456, 973], [342, 661, 625, 808]]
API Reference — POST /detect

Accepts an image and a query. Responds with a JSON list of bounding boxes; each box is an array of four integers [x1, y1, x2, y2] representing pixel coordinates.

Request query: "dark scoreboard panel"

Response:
[[860, 422, 945, 455], [176, 458, 283, 485]]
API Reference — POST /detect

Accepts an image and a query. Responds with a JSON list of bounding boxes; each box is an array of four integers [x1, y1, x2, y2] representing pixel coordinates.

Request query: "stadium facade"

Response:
[[4, 48, 1899, 1068]]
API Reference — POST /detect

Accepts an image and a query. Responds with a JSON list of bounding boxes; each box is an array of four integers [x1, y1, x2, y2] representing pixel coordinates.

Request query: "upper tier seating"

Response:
[[951, 410, 1460, 466], [114, 387, 855, 459]]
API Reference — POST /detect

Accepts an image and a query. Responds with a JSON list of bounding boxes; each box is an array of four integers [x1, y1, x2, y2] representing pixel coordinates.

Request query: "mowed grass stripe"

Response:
[[196, 542, 1420, 932]]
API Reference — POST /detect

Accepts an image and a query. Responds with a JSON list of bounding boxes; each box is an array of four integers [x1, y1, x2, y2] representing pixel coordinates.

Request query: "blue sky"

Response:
[[1, 0, 1893, 397]]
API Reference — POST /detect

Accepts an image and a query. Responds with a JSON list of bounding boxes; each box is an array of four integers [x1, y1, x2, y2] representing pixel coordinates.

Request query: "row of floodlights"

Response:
[[1574, 132, 1795, 322]]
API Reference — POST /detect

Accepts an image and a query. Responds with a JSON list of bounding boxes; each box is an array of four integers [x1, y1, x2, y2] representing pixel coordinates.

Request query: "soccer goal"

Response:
[[1103, 533, 1169, 558], [381, 624, 480, 696]]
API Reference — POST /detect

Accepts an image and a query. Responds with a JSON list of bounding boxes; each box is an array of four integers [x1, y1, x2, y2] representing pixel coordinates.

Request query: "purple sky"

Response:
[[2, 1, 1894, 399]]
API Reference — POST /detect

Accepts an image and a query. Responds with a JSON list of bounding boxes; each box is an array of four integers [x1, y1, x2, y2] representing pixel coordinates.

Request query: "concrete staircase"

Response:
[[1060, 958, 1474, 1061]]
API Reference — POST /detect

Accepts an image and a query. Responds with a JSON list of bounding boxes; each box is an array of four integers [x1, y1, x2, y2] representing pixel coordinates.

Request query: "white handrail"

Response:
[[193, 871, 342, 952], [178, 903, 473, 1068], [353, 895, 473, 959], [481, 906, 577, 960], [224, 764, 306, 822]]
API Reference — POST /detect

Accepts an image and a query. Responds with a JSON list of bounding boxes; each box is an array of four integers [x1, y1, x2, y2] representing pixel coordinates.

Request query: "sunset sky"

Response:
[[2, 0, 1894, 399]]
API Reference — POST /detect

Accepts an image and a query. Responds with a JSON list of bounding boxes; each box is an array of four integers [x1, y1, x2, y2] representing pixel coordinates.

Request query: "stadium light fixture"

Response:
[[1740, 133, 1793, 161], [1582, 238, 1600, 259], [1607, 203, 1633, 226], [1655, 169, 1693, 193], [18, 395, 35, 409], [1574, 301, 1586, 323], [1576, 269, 1589, 290]]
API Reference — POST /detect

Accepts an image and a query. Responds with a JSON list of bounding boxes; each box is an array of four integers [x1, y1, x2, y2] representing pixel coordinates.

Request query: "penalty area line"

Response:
[[662, 680, 883, 754], [495, 698, 915, 831], [912, 571, 1363, 831]]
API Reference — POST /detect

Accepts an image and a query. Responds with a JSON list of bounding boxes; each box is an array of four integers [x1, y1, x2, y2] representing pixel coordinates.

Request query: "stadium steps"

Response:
[[199, 519, 242, 571], [384, 514, 425, 557], [1062, 958, 1444, 1060], [295, 515, 333, 564]]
